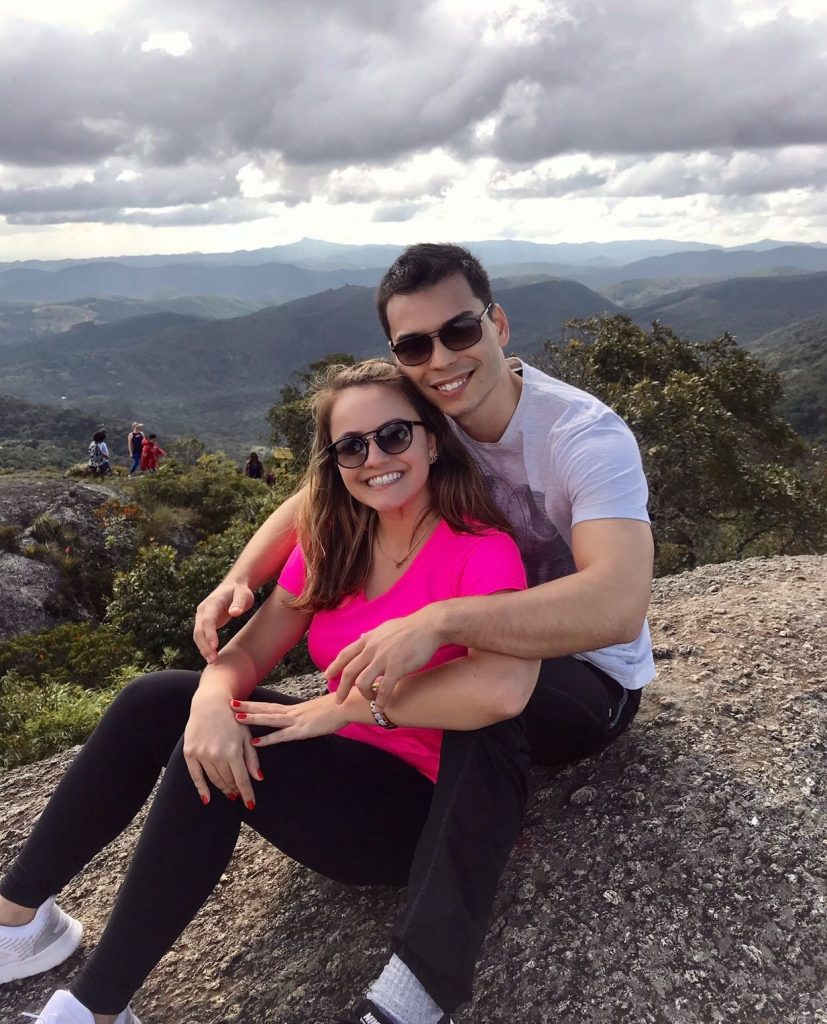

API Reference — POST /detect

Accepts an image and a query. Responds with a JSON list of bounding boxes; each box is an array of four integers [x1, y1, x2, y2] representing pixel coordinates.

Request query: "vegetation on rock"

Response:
[[543, 315, 827, 574]]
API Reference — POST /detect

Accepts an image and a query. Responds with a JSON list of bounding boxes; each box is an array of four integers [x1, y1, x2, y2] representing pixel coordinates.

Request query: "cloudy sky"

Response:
[[1, 0, 826, 260]]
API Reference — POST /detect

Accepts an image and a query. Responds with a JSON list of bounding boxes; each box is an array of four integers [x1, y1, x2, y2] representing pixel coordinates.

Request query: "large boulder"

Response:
[[0, 555, 824, 1024], [0, 473, 122, 639], [0, 552, 61, 638]]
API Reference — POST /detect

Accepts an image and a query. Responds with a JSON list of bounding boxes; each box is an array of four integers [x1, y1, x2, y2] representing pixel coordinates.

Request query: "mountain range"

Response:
[[0, 277, 623, 450], [1, 237, 825, 457], [2, 241, 827, 310]]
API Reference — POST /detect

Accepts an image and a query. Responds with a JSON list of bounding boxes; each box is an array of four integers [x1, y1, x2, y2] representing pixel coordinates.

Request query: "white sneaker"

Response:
[[23, 988, 142, 1023], [0, 897, 83, 984]]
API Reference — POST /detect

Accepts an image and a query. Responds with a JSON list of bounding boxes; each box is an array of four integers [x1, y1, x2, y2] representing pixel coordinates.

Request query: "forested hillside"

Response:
[[0, 395, 131, 469], [751, 317, 827, 441], [631, 272, 827, 343], [0, 279, 622, 447]]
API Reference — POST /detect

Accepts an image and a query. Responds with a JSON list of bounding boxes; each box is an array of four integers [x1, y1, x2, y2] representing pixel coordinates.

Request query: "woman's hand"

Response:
[[193, 580, 256, 663], [183, 689, 262, 808], [232, 693, 350, 747]]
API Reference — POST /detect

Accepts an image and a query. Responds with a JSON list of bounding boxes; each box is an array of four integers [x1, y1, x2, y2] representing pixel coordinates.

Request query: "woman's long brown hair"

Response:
[[292, 359, 513, 611]]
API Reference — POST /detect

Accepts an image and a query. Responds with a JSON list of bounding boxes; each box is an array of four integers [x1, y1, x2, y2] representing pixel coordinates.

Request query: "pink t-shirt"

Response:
[[278, 520, 527, 782]]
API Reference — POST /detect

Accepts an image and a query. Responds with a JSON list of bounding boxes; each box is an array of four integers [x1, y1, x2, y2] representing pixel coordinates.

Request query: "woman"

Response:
[[0, 360, 537, 1024], [88, 430, 110, 476], [126, 424, 144, 477], [244, 451, 264, 478]]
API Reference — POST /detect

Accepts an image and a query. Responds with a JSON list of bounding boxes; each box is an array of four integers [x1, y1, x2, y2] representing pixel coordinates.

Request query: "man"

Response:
[[193, 244, 654, 1024]]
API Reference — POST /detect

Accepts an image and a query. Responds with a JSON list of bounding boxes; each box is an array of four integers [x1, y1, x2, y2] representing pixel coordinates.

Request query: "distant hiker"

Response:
[[265, 471, 276, 487], [140, 434, 166, 473], [88, 430, 111, 476], [244, 452, 264, 479], [127, 423, 145, 476]]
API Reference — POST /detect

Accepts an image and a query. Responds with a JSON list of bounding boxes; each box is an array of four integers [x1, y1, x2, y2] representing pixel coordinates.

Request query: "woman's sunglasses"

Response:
[[389, 303, 493, 367], [327, 419, 426, 469]]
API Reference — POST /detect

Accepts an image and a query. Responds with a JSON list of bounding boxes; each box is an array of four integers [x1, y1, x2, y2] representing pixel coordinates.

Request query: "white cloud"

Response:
[[0, 0, 824, 257], [141, 31, 192, 56]]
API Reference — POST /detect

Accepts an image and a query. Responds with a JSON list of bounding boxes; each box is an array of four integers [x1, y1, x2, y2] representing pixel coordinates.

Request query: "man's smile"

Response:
[[432, 372, 472, 394]]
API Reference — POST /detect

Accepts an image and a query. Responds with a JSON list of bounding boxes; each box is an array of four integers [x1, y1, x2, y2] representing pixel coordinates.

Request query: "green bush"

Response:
[[0, 671, 120, 769], [126, 453, 268, 539], [29, 513, 71, 545], [0, 622, 142, 689], [544, 316, 827, 572]]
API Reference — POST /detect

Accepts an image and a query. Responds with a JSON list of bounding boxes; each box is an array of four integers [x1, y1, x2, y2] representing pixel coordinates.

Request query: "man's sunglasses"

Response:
[[389, 303, 493, 367], [327, 419, 426, 469]]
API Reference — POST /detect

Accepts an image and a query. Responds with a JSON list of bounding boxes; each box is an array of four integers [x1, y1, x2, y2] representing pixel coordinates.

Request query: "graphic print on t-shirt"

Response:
[[483, 475, 576, 588]]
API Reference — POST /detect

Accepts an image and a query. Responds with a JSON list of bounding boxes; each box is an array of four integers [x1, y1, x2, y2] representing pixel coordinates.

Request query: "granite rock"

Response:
[[1, 555, 825, 1023]]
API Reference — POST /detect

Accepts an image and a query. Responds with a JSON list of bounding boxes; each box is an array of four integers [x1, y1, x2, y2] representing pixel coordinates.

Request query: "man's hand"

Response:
[[183, 690, 261, 808], [232, 693, 349, 745], [193, 581, 255, 663], [326, 607, 443, 710]]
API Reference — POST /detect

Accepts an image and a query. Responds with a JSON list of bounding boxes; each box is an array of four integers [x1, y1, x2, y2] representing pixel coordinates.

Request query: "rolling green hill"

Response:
[[0, 279, 621, 450], [750, 317, 827, 441], [0, 288, 388, 450], [0, 395, 132, 470], [491, 277, 621, 353], [630, 272, 827, 344]]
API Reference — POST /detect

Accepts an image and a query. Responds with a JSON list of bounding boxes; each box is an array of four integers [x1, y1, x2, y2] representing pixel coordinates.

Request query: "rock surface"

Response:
[[1, 555, 825, 1024], [0, 473, 121, 639]]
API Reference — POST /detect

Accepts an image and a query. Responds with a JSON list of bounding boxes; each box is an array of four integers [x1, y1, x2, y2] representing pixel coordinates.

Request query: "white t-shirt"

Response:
[[456, 359, 655, 689]]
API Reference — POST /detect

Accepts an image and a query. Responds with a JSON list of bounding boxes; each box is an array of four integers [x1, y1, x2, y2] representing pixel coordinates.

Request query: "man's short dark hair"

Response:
[[376, 243, 493, 339]]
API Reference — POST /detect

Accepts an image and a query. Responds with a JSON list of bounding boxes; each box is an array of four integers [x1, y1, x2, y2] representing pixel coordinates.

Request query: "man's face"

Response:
[[385, 274, 515, 438]]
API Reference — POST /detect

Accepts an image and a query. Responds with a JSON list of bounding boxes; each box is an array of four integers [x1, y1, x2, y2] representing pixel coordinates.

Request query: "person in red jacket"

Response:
[[139, 434, 166, 472]]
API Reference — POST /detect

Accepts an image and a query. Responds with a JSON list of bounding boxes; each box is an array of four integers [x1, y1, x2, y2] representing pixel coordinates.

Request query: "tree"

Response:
[[542, 316, 827, 574], [267, 353, 356, 475]]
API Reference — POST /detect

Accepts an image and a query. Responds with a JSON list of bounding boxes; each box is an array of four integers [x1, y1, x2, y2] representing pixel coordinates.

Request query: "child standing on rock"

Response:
[[139, 434, 166, 473]]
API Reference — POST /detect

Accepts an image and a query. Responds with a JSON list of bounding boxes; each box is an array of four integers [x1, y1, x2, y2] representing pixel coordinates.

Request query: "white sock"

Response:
[[366, 954, 443, 1024]]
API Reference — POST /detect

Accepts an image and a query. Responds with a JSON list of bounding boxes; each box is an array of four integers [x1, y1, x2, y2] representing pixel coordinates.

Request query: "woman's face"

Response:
[[327, 384, 437, 518]]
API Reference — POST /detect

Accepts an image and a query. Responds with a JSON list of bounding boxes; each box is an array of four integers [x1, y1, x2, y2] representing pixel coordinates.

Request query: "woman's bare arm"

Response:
[[193, 488, 306, 661]]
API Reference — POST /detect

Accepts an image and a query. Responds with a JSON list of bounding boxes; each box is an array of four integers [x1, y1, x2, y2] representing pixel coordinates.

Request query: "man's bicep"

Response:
[[571, 518, 654, 619]]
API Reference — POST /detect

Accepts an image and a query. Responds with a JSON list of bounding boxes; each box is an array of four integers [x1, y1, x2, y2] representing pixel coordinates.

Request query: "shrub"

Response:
[[126, 453, 270, 539], [0, 671, 120, 769], [0, 522, 17, 552], [29, 513, 70, 545], [543, 316, 827, 571], [0, 622, 141, 690]]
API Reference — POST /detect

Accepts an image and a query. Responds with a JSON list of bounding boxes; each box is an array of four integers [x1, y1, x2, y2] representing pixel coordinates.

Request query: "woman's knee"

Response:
[[107, 670, 200, 721]]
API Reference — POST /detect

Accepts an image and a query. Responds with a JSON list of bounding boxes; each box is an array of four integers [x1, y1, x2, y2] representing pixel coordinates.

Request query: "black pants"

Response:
[[0, 659, 640, 1014]]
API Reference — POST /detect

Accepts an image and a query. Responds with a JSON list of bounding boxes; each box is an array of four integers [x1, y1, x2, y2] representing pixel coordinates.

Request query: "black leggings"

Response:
[[0, 658, 640, 1014], [1, 673, 434, 1013]]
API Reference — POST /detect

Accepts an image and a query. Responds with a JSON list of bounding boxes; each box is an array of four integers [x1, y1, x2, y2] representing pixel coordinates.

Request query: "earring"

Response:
[[428, 451, 438, 464]]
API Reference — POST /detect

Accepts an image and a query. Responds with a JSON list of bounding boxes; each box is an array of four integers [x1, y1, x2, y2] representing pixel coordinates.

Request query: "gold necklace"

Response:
[[375, 515, 438, 569]]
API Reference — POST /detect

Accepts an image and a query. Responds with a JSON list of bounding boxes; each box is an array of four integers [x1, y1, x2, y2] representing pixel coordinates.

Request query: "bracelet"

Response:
[[370, 700, 398, 730]]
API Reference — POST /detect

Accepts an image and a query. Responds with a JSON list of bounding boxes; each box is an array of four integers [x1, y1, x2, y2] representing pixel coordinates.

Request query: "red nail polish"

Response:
[[235, 712, 247, 720], [246, 800, 256, 810], [251, 737, 260, 745], [228, 791, 238, 801], [257, 769, 264, 781], [231, 699, 241, 708], [200, 794, 209, 806]]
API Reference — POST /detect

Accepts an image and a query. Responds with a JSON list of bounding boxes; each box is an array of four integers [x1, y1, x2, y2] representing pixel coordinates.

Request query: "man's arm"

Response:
[[193, 488, 306, 662], [234, 648, 541, 748], [331, 518, 653, 707]]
